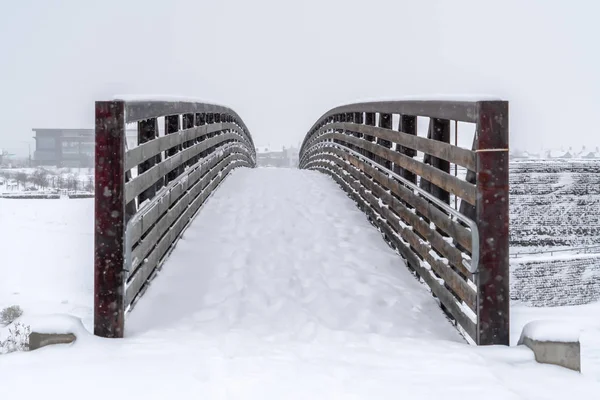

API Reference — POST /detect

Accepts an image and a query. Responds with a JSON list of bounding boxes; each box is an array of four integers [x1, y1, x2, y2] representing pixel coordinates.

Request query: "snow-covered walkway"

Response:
[[1, 168, 599, 399], [127, 167, 460, 341]]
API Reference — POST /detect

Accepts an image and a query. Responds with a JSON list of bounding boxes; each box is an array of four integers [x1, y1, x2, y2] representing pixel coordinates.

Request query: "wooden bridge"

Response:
[[94, 97, 509, 346]]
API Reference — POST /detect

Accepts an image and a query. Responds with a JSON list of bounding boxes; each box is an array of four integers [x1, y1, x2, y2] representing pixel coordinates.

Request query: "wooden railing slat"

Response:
[[128, 149, 249, 272], [300, 99, 509, 345], [310, 164, 477, 339], [316, 132, 477, 205], [309, 122, 476, 171], [125, 132, 244, 203], [125, 157, 247, 307], [306, 153, 476, 310], [125, 122, 249, 171]]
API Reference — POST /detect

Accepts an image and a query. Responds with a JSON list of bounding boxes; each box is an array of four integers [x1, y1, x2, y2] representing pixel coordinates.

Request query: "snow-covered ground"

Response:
[[1, 168, 599, 399]]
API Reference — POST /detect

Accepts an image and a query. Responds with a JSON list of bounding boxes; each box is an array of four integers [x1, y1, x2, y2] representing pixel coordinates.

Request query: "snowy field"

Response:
[[1, 168, 599, 399]]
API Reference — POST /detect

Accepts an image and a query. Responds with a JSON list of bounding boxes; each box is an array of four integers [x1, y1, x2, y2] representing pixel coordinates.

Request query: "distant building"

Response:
[[32, 128, 137, 168], [255, 145, 299, 168]]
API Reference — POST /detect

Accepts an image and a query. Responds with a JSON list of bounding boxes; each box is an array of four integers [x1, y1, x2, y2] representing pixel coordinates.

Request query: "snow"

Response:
[[126, 168, 460, 340], [0, 198, 93, 323], [113, 94, 227, 107], [346, 94, 503, 102], [1, 168, 600, 398], [17, 314, 90, 341], [512, 302, 600, 378], [520, 320, 583, 343]]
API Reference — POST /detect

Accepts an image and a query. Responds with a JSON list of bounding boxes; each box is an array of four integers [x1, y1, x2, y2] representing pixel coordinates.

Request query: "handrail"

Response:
[[94, 98, 255, 339], [304, 142, 479, 273], [116, 98, 254, 149], [301, 100, 493, 154], [299, 99, 509, 346]]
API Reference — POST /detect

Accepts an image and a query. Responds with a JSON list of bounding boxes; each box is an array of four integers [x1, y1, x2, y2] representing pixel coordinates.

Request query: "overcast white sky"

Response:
[[1, 0, 598, 156]]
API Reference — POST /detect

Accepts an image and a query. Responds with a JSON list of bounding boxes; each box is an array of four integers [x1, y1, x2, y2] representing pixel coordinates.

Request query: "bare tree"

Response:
[[15, 172, 28, 190], [31, 169, 49, 189], [85, 176, 94, 192], [66, 174, 78, 191]]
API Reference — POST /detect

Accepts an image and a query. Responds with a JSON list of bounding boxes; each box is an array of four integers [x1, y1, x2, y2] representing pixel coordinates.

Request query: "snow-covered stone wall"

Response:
[[509, 160, 600, 306], [510, 160, 600, 249], [511, 255, 600, 306]]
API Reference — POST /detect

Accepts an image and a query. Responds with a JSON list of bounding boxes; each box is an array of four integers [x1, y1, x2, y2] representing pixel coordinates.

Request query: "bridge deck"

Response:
[[117, 168, 597, 398], [127, 167, 461, 341], [1, 168, 597, 398]]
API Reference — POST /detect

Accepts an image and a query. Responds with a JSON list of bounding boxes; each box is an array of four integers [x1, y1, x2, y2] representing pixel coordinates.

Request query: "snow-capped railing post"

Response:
[[474, 100, 510, 345], [94, 100, 126, 338]]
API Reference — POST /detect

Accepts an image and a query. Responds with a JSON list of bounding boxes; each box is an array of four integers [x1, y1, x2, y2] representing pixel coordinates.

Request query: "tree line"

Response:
[[0, 168, 93, 192]]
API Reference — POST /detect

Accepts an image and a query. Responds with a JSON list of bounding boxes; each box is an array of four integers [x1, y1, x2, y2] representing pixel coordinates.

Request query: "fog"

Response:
[[1, 0, 598, 156]]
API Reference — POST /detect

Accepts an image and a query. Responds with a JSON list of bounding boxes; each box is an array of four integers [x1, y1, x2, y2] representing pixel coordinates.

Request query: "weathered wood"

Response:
[[93, 98, 255, 337], [182, 113, 195, 167], [125, 157, 248, 307], [340, 159, 476, 309], [123, 100, 254, 146], [127, 157, 249, 306], [165, 115, 182, 183], [128, 148, 249, 272], [302, 100, 484, 151], [125, 132, 244, 203], [475, 101, 510, 345], [137, 118, 160, 204], [314, 132, 477, 205], [306, 122, 476, 173], [125, 123, 246, 171], [310, 151, 472, 258], [425, 118, 451, 204], [310, 164, 477, 339], [376, 113, 393, 169], [302, 144, 473, 253], [302, 98, 509, 345], [94, 100, 126, 338], [127, 143, 251, 246], [306, 152, 475, 304]]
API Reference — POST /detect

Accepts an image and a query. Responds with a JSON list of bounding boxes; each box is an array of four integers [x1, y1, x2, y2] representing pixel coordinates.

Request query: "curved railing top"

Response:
[[301, 98, 503, 153], [113, 95, 254, 149]]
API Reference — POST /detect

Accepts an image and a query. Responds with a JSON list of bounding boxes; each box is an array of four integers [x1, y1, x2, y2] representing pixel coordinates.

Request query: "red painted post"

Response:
[[475, 100, 509, 345], [94, 101, 126, 338]]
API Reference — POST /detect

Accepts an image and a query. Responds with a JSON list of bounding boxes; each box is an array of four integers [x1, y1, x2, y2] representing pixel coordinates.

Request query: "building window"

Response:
[[36, 137, 56, 150]]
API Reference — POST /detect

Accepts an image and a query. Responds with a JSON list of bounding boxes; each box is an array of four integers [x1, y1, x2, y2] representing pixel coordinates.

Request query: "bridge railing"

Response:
[[299, 100, 509, 345], [94, 99, 256, 338]]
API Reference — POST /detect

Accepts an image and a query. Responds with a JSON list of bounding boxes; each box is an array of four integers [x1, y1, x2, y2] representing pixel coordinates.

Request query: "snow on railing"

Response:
[[94, 98, 256, 338], [299, 99, 509, 346]]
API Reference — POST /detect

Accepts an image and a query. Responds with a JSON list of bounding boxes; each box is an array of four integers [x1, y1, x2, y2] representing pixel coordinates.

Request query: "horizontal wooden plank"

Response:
[[315, 133, 477, 205], [127, 159, 250, 308], [321, 146, 473, 253], [308, 122, 476, 171], [128, 151, 249, 273], [310, 164, 477, 340], [125, 158, 248, 307], [125, 122, 250, 171], [125, 132, 245, 203], [308, 156, 475, 310], [301, 100, 485, 152], [321, 152, 472, 275], [128, 143, 251, 245], [122, 100, 253, 146]]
